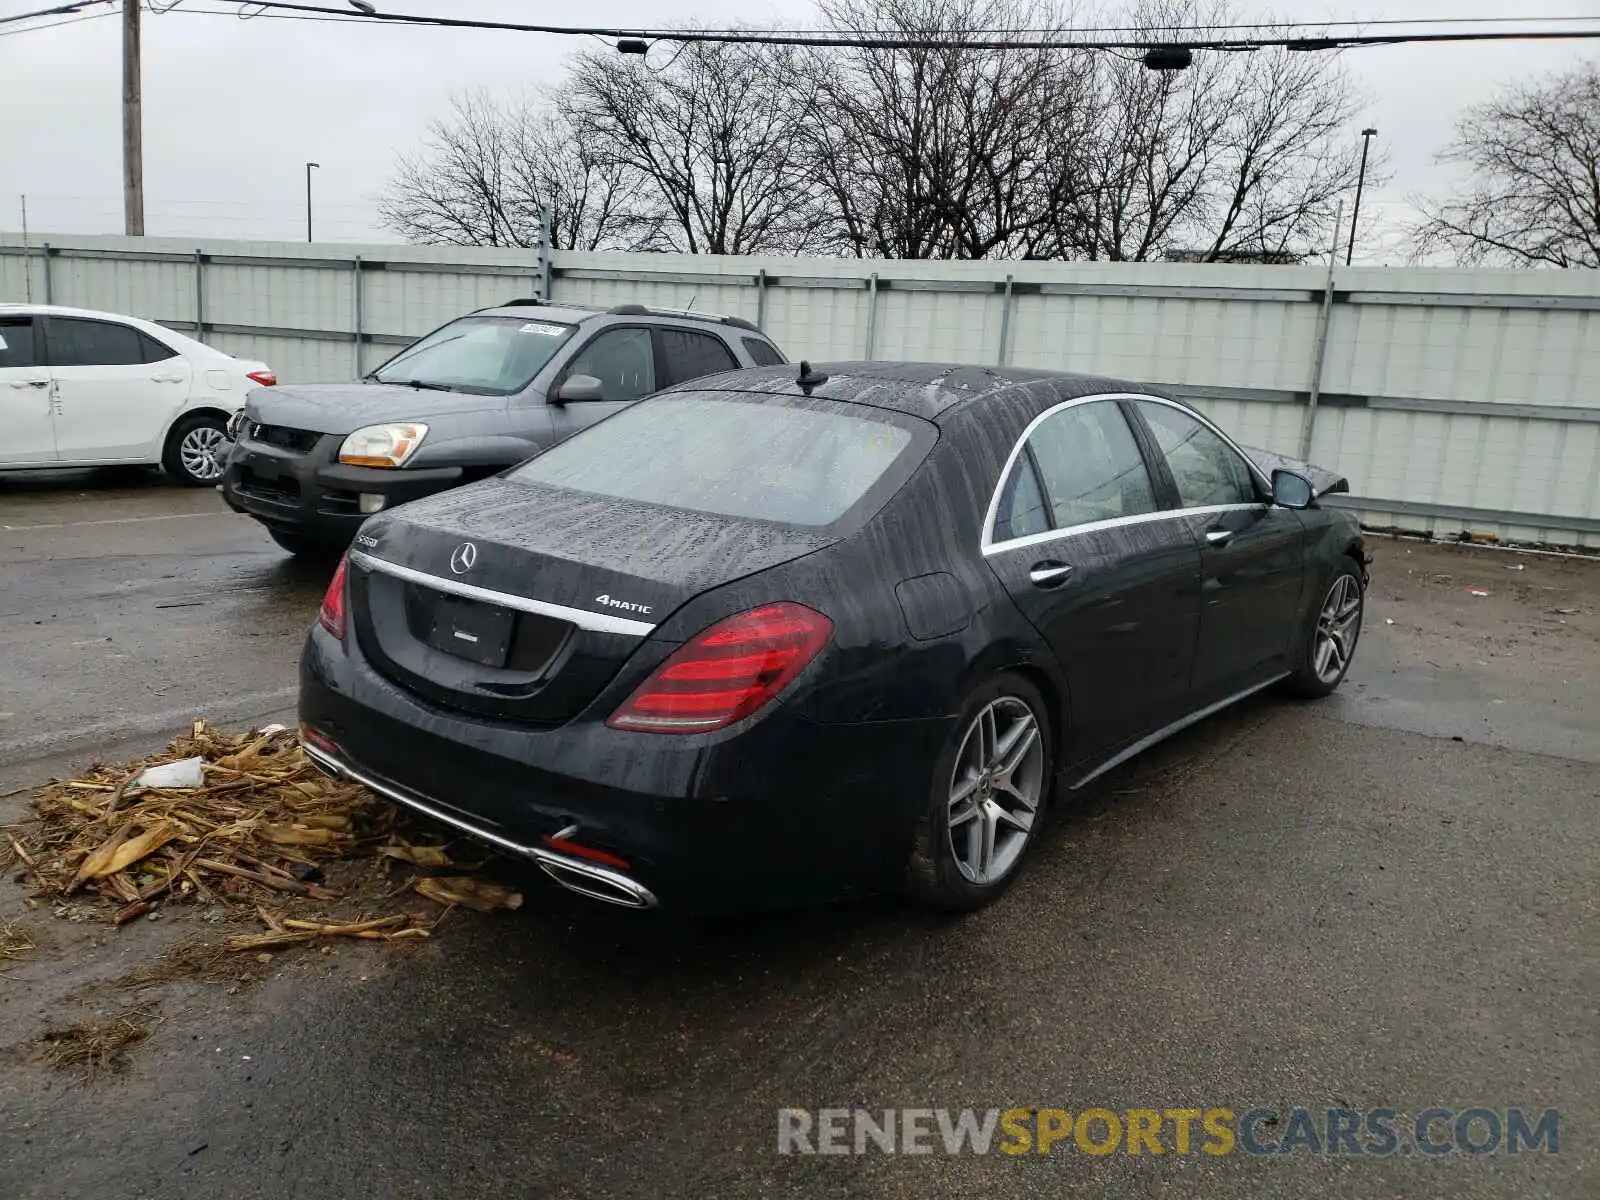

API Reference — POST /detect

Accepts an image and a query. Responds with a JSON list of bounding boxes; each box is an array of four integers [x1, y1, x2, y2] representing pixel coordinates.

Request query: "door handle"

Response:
[[1029, 561, 1074, 588], [9, 380, 48, 389], [1205, 529, 1235, 547], [150, 374, 185, 383]]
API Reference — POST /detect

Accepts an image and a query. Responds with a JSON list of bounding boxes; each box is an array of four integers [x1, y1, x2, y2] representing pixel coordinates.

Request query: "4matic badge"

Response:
[[594, 594, 653, 615]]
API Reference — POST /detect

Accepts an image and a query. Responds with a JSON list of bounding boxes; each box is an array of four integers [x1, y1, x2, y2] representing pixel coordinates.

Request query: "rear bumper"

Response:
[[301, 738, 658, 908], [298, 626, 951, 910], [221, 438, 464, 546]]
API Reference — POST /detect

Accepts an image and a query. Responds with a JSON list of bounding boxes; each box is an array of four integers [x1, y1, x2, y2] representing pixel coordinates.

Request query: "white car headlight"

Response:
[[339, 423, 429, 469]]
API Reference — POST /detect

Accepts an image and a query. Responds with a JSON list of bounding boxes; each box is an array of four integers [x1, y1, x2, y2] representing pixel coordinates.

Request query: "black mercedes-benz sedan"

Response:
[[298, 362, 1369, 912]]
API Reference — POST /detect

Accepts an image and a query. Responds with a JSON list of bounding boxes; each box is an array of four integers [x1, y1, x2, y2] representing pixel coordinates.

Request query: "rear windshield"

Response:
[[508, 393, 921, 527], [371, 315, 575, 395]]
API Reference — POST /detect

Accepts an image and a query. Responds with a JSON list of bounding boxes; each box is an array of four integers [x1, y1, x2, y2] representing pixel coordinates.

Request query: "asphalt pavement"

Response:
[[1, 469, 1596, 1200]]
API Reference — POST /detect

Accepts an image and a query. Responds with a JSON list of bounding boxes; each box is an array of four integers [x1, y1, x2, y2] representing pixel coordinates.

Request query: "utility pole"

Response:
[[1346, 127, 1377, 266], [20, 196, 32, 302], [305, 162, 320, 242], [122, 0, 144, 235]]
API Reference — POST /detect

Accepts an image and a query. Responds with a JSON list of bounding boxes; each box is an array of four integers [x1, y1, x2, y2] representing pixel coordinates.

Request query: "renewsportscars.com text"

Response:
[[777, 1106, 1560, 1158]]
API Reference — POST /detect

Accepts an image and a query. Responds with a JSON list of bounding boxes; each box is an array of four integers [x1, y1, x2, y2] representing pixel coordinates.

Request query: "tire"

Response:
[[162, 412, 230, 487], [1282, 562, 1365, 698], [267, 529, 338, 559], [904, 672, 1054, 912]]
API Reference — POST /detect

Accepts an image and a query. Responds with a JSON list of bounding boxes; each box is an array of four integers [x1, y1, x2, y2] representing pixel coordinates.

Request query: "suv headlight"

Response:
[[225, 409, 248, 441], [339, 423, 429, 469]]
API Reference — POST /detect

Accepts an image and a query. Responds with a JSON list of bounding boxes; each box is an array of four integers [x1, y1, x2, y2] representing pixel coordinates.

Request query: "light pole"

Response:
[[1346, 128, 1377, 265], [305, 162, 320, 243]]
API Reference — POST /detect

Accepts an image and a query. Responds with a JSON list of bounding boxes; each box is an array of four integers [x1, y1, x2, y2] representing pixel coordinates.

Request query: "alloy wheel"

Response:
[[1313, 573, 1363, 684], [180, 425, 227, 483], [946, 696, 1046, 886]]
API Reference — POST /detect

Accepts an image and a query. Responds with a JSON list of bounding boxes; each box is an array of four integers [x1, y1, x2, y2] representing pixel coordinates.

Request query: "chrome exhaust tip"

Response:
[[538, 860, 656, 909], [306, 754, 344, 781]]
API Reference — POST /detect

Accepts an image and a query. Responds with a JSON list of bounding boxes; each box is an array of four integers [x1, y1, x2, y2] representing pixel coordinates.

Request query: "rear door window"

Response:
[[562, 327, 657, 401], [45, 318, 153, 367], [742, 337, 786, 367], [1015, 399, 1158, 531], [140, 332, 179, 362], [993, 454, 1053, 542], [0, 315, 39, 368], [509, 393, 926, 527], [658, 328, 738, 386]]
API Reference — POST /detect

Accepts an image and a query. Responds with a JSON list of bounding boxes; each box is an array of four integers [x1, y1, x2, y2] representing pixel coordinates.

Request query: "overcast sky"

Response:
[[1, 0, 1595, 261]]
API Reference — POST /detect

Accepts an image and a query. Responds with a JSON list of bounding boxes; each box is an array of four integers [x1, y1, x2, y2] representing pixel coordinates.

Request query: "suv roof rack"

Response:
[[606, 303, 763, 334]]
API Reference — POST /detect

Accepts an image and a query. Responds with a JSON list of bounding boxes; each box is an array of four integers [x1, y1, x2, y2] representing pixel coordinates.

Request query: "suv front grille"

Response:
[[250, 423, 322, 454]]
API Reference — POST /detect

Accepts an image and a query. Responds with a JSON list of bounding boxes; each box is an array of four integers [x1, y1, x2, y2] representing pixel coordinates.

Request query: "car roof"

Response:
[[0, 302, 158, 323], [677, 361, 1178, 422], [0, 303, 218, 354], [471, 300, 770, 337]]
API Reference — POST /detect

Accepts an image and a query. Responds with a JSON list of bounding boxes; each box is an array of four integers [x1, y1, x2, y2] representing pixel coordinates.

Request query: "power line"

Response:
[[0, 6, 112, 34], [160, 1, 1600, 53], [0, 0, 113, 26], [148, 5, 1600, 38]]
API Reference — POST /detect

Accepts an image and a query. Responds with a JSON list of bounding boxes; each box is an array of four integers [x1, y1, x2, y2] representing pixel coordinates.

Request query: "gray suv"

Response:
[[221, 300, 786, 555]]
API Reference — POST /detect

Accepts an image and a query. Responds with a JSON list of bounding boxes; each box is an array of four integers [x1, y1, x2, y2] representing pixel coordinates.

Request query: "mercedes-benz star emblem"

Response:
[[449, 542, 478, 575]]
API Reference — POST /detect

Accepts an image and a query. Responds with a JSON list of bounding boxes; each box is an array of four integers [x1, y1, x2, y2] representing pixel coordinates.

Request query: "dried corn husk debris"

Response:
[[413, 877, 524, 913], [12, 720, 521, 948], [1, 919, 34, 964], [37, 1005, 155, 1074]]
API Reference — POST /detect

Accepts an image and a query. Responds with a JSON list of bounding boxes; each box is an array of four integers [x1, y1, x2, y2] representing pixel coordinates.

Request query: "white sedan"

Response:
[[0, 303, 275, 486]]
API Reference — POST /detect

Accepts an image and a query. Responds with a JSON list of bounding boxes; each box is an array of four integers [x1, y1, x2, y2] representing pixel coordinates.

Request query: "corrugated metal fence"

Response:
[[4, 233, 1599, 547]]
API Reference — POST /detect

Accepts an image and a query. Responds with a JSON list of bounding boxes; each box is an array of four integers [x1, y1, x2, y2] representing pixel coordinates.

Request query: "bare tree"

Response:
[[381, 1, 1368, 263], [1412, 61, 1600, 267], [378, 90, 639, 250], [563, 40, 828, 254], [801, 0, 1095, 260], [1035, 0, 1368, 262]]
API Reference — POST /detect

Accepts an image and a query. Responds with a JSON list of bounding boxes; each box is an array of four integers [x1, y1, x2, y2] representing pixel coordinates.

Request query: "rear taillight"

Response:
[[607, 603, 833, 734], [246, 369, 277, 387], [318, 554, 349, 640]]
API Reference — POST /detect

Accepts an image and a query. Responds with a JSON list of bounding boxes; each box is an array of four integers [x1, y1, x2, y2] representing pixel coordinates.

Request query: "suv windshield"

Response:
[[371, 315, 575, 395], [507, 392, 924, 527]]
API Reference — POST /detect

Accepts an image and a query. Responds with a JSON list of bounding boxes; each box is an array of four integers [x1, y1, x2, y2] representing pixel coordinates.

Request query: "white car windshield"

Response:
[[371, 316, 575, 395]]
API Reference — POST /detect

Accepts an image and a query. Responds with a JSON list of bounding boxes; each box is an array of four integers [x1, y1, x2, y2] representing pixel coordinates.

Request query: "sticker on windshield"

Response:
[[0, 334, 8, 350], [520, 322, 565, 336]]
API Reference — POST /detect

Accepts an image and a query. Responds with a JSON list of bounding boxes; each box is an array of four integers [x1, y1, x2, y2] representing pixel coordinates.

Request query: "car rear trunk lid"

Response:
[[347, 478, 832, 724]]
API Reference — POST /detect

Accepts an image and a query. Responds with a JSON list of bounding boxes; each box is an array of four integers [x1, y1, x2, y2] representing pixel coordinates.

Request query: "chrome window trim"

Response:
[[982, 503, 1263, 558], [348, 551, 656, 637], [979, 391, 1272, 556]]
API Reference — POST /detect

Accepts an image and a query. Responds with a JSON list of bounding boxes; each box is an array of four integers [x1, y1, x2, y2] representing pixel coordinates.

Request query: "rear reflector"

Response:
[[318, 554, 349, 640], [542, 835, 631, 871], [246, 369, 277, 387], [607, 602, 832, 734], [299, 724, 341, 756]]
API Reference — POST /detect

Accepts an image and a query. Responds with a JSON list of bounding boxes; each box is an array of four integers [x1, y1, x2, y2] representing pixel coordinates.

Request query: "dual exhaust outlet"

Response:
[[302, 741, 659, 909]]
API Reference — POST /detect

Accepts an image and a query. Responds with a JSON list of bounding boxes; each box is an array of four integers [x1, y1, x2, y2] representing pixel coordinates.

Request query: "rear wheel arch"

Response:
[[161, 408, 232, 486], [162, 404, 232, 451], [959, 644, 1069, 745]]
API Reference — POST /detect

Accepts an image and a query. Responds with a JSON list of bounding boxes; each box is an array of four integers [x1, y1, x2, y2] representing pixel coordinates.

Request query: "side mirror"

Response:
[[1271, 468, 1315, 510], [554, 374, 604, 404]]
